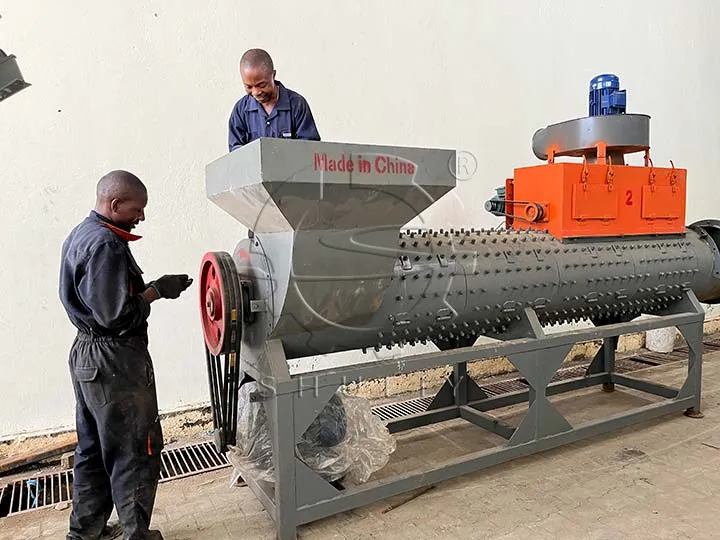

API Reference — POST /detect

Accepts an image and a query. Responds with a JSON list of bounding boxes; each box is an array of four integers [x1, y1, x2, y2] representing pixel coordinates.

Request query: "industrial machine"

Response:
[[199, 74, 720, 540], [0, 49, 30, 102]]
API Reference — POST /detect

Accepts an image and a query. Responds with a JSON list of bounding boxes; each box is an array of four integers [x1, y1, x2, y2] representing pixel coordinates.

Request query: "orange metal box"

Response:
[[506, 162, 687, 239]]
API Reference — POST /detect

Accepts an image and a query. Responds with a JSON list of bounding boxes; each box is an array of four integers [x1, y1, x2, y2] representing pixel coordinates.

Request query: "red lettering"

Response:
[[625, 190, 633, 205], [313, 152, 355, 173], [315, 153, 416, 175], [375, 156, 386, 174], [374, 156, 416, 175]]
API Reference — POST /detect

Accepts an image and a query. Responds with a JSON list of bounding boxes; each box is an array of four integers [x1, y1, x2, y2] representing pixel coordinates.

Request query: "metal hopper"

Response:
[[205, 138, 456, 358]]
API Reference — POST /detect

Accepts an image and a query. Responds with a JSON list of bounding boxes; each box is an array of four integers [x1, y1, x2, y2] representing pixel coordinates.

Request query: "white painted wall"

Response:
[[1, 0, 718, 437]]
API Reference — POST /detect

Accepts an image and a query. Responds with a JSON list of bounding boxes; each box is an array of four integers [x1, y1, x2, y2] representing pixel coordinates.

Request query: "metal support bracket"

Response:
[[226, 298, 706, 540]]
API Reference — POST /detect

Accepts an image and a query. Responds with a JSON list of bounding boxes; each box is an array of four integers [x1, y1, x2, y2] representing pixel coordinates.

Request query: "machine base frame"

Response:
[[231, 290, 705, 540]]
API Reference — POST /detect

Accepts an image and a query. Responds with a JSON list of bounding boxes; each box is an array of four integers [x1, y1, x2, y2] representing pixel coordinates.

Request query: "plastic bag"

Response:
[[227, 381, 396, 487]]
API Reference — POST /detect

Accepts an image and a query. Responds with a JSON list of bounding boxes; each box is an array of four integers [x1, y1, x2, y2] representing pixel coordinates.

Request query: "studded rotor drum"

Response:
[[214, 225, 720, 360]]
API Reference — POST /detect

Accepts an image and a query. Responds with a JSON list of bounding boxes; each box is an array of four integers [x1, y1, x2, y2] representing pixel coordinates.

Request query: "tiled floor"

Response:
[[2, 353, 720, 539]]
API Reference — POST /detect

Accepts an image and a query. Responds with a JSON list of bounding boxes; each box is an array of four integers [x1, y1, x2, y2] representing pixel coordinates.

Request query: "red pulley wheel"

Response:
[[199, 251, 243, 355]]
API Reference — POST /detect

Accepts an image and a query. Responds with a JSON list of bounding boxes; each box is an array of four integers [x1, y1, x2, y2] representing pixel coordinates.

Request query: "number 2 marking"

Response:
[[625, 190, 633, 205]]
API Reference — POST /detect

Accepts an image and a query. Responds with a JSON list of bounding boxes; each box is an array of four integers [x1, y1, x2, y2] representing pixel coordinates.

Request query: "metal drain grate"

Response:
[[615, 358, 660, 372], [480, 379, 528, 396], [372, 396, 434, 422], [0, 469, 73, 517], [631, 350, 687, 365], [159, 441, 230, 482], [370, 379, 533, 422], [0, 441, 230, 518], [629, 339, 720, 366]]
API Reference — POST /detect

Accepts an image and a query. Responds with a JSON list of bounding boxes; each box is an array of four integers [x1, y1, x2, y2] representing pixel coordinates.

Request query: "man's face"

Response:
[[110, 191, 147, 232], [241, 65, 276, 104]]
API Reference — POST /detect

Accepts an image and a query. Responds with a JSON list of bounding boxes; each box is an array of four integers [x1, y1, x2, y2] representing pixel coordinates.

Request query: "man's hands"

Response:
[[149, 274, 194, 300]]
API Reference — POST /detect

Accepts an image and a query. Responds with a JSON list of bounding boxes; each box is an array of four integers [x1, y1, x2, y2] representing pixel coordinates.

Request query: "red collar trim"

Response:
[[102, 222, 143, 242]]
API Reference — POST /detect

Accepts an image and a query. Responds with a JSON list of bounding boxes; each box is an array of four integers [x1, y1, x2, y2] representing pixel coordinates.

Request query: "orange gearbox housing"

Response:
[[505, 144, 687, 239]]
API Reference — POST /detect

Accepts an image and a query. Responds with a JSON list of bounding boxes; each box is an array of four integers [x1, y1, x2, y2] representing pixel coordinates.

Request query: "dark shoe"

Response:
[[99, 522, 123, 540], [147, 531, 164, 540]]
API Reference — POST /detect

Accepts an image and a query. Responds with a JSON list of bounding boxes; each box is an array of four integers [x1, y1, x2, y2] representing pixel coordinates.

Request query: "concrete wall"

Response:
[[1, 0, 719, 438]]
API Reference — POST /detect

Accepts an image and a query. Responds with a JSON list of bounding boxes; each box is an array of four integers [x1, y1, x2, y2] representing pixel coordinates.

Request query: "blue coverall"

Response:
[[228, 79, 321, 152]]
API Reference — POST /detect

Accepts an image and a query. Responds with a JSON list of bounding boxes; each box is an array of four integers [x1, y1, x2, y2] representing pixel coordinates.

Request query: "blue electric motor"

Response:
[[588, 73, 626, 116]]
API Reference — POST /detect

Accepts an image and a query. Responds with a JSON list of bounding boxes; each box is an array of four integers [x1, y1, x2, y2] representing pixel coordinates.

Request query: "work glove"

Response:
[[150, 274, 193, 299]]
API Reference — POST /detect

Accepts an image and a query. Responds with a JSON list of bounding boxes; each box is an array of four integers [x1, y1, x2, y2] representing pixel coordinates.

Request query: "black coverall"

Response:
[[59, 211, 163, 540]]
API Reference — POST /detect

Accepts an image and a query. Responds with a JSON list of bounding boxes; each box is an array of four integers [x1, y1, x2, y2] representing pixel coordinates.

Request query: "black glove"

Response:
[[150, 274, 193, 299]]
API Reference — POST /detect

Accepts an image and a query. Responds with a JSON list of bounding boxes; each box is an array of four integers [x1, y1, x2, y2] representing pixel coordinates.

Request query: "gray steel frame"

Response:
[[238, 290, 705, 540]]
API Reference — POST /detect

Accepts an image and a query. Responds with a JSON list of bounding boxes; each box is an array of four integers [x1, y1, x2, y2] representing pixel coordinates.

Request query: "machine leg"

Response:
[[659, 290, 705, 419], [454, 362, 468, 406], [506, 344, 574, 446], [267, 390, 299, 540], [427, 362, 488, 410], [584, 336, 618, 393], [677, 319, 705, 419], [602, 337, 618, 393]]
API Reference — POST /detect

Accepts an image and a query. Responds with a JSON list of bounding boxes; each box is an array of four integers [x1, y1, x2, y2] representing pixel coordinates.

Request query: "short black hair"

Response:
[[240, 48, 274, 73], [96, 170, 146, 203]]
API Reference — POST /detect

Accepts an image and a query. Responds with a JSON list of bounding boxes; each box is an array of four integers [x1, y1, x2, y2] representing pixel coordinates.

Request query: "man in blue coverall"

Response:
[[226, 50, 350, 458], [59, 170, 193, 540], [228, 48, 321, 152]]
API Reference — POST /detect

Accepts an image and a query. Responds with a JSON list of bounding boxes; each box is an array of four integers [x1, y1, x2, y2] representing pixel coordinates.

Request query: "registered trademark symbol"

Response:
[[448, 151, 478, 181]]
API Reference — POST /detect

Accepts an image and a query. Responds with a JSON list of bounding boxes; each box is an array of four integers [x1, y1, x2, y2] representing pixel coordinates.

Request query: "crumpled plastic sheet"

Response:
[[227, 381, 396, 487]]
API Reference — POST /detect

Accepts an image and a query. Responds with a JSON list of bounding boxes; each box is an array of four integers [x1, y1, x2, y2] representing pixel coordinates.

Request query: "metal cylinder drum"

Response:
[[229, 224, 720, 359]]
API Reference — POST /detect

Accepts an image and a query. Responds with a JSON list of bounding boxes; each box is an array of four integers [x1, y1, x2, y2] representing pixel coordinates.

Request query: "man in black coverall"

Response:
[[59, 170, 193, 540]]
